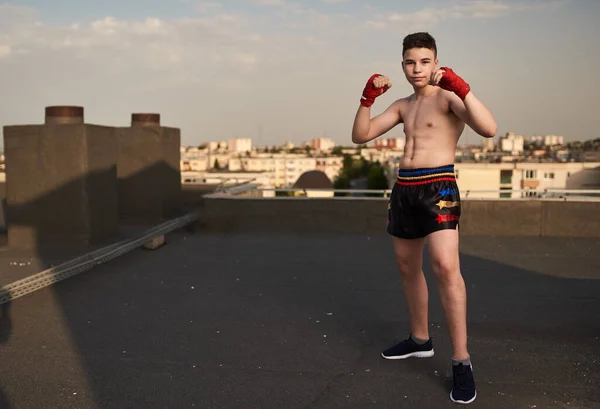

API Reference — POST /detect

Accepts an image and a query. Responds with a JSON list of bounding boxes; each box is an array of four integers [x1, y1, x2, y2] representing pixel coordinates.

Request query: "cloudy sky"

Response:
[[0, 0, 598, 147]]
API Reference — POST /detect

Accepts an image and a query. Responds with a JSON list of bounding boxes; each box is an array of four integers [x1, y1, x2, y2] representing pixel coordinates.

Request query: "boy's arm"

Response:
[[434, 67, 497, 138], [352, 101, 403, 144], [351, 73, 403, 144], [448, 92, 497, 138]]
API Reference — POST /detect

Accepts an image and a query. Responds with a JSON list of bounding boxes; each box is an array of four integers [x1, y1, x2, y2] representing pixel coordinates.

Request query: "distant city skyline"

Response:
[[0, 0, 599, 147]]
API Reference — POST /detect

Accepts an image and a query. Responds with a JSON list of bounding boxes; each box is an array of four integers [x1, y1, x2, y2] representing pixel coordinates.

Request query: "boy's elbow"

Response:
[[352, 134, 366, 145], [483, 128, 496, 138], [481, 122, 497, 138]]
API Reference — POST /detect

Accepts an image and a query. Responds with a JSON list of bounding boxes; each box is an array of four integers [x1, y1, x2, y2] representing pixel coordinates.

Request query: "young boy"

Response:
[[351, 32, 497, 404]]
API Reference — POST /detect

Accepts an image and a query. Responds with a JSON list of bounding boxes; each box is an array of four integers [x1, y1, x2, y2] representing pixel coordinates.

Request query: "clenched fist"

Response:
[[430, 67, 470, 100], [360, 74, 392, 107]]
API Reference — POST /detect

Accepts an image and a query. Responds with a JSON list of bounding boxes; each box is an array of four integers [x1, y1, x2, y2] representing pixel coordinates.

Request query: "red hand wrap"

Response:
[[360, 74, 388, 107], [438, 67, 470, 100]]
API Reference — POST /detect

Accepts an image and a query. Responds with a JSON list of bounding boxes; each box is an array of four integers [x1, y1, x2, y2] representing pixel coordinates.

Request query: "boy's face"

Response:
[[402, 47, 438, 88]]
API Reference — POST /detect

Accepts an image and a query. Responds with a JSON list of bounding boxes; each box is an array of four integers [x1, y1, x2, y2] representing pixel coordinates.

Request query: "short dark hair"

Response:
[[402, 32, 437, 58]]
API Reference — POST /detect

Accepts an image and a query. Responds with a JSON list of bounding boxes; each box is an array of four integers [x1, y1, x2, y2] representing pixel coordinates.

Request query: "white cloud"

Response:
[[0, 0, 580, 146], [0, 2, 360, 141], [371, 0, 558, 30]]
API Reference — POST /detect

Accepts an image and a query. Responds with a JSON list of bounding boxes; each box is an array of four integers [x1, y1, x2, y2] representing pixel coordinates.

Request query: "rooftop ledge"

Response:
[[198, 186, 600, 238]]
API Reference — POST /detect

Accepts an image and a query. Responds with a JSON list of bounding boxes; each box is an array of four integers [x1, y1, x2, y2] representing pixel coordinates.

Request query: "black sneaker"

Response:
[[381, 334, 434, 360], [450, 363, 477, 404]]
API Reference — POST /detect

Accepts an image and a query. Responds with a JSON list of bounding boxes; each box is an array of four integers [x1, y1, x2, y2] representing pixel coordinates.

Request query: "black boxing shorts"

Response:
[[386, 164, 461, 239]]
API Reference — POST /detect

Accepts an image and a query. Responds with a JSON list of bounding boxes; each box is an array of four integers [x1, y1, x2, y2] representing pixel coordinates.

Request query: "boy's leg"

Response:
[[381, 235, 434, 359], [391, 236, 429, 341], [383, 181, 433, 359], [426, 228, 468, 360], [427, 228, 476, 404]]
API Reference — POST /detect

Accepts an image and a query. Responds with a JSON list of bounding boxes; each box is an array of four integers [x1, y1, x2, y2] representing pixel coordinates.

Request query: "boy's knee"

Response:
[[431, 257, 459, 283], [395, 255, 422, 278]]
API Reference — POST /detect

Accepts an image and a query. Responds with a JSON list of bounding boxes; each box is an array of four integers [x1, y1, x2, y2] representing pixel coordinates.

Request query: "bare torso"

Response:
[[396, 88, 464, 169]]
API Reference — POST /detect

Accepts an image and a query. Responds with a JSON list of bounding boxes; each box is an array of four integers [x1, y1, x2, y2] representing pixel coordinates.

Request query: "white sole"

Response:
[[381, 349, 435, 360], [450, 390, 477, 405]]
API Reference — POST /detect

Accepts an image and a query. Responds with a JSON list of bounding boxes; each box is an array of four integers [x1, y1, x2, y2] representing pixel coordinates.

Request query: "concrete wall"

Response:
[[3, 123, 118, 248], [1, 108, 182, 249], [199, 197, 600, 238], [116, 121, 181, 223]]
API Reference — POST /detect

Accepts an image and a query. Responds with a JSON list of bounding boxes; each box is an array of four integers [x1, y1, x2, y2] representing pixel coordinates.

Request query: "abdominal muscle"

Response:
[[396, 92, 464, 170], [398, 133, 458, 169]]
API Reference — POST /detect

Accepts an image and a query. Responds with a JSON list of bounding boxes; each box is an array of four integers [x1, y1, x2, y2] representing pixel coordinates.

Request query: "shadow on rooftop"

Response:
[[0, 158, 197, 408], [0, 301, 11, 409]]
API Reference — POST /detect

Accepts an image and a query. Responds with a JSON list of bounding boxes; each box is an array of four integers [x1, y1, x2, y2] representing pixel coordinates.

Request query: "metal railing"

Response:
[[204, 185, 600, 201]]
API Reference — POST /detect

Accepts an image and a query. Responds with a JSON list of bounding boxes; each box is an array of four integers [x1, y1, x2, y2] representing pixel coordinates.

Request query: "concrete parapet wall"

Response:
[[199, 197, 600, 238], [540, 201, 600, 237]]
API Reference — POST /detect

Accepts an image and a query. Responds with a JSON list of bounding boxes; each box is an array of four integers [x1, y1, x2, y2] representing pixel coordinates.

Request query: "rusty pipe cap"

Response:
[[131, 113, 160, 126], [45, 106, 84, 124]]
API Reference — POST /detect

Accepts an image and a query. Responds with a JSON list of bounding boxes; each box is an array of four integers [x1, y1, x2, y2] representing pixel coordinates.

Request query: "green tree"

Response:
[[367, 164, 389, 195], [342, 154, 353, 169], [333, 171, 351, 196], [213, 159, 220, 169], [331, 146, 344, 156], [361, 160, 373, 178]]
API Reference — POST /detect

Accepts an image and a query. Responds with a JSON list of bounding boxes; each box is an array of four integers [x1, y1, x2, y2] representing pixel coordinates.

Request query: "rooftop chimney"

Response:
[[131, 113, 160, 127], [45, 106, 84, 125]]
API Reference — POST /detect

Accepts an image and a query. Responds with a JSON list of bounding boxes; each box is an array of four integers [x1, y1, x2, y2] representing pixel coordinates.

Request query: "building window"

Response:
[[525, 190, 537, 197], [525, 170, 537, 179]]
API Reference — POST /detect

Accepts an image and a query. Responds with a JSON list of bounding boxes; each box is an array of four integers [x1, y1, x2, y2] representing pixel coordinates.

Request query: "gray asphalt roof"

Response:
[[0, 231, 598, 408]]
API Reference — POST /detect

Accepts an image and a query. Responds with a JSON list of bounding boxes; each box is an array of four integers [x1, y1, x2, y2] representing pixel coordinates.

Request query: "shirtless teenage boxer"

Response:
[[351, 32, 497, 405]]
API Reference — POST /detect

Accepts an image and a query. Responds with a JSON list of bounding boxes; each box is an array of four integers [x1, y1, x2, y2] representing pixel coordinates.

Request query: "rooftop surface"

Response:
[[0, 230, 599, 408]]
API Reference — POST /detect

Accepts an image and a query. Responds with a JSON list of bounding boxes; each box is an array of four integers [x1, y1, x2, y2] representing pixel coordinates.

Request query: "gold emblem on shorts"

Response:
[[436, 200, 460, 209]]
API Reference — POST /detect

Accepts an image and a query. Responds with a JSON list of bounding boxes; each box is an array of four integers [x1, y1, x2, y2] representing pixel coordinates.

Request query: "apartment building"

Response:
[[456, 162, 600, 198], [228, 138, 252, 153], [373, 137, 405, 150], [528, 135, 564, 146], [500, 132, 525, 154], [315, 156, 343, 184], [181, 157, 208, 172], [310, 138, 335, 152], [228, 153, 318, 187], [386, 160, 600, 198], [361, 148, 404, 164], [181, 170, 273, 187]]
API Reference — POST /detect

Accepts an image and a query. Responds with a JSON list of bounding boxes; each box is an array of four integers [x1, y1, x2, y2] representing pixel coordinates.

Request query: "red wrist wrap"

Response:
[[438, 67, 470, 100], [360, 74, 387, 107]]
